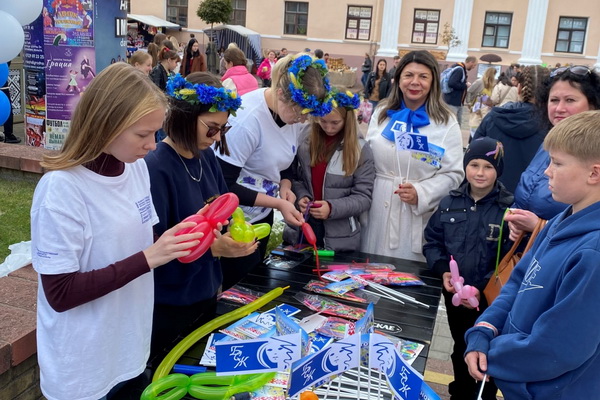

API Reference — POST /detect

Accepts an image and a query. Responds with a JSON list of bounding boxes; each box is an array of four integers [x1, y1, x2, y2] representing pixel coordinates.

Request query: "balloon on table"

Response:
[[0, 0, 43, 26], [0, 11, 25, 64]]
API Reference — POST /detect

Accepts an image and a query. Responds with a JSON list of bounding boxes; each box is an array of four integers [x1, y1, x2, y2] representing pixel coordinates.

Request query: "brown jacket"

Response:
[[181, 53, 206, 77]]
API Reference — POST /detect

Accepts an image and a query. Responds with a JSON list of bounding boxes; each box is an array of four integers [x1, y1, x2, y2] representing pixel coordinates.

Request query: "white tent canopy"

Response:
[[204, 24, 263, 66], [127, 14, 180, 29]]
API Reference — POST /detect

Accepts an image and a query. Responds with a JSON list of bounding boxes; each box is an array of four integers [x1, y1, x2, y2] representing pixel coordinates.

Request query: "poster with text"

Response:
[[45, 46, 95, 121], [24, 15, 45, 70], [45, 119, 70, 150], [44, 0, 94, 47]]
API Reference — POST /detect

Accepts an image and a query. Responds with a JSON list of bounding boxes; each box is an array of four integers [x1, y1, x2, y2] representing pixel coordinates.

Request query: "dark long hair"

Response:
[[185, 38, 200, 59]]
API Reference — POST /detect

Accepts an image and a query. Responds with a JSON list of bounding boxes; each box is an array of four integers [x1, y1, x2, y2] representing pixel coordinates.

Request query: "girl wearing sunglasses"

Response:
[[504, 65, 600, 240], [144, 72, 258, 368]]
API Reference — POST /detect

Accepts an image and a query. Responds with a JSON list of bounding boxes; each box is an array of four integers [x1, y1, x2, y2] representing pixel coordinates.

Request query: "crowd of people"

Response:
[[27, 34, 600, 400]]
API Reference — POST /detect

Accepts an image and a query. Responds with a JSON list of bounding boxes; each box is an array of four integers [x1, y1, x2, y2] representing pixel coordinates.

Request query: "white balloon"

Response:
[[0, 11, 24, 64], [0, 0, 43, 26]]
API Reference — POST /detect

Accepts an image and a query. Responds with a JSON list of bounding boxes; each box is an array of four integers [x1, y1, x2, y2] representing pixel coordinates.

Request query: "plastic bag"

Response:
[[357, 99, 373, 124], [0, 241, 32, 277]]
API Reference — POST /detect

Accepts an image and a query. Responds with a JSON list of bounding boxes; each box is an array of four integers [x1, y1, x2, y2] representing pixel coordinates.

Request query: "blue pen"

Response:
[[172, 364, 207, 375]]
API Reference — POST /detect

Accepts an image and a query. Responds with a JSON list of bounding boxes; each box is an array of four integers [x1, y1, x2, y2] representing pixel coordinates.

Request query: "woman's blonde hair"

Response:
[[130, 50, 152, 66], [42, 63, 167, 171], [482, 68, 496, 92], [379, 50, 452, 125], [269, 53, 328, 116], [310, 107, 361, 176]]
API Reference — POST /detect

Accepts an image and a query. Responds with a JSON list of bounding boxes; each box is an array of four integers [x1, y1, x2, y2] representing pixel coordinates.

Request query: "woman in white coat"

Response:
[[361, 50, 464, 261]]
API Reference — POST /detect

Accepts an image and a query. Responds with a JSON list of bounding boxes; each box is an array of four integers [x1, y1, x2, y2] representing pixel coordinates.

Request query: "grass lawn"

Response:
[[0, 178, 36, 262]]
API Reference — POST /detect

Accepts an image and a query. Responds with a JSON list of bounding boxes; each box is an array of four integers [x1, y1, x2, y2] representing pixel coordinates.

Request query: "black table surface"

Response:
[[180, 250, 443, 375]]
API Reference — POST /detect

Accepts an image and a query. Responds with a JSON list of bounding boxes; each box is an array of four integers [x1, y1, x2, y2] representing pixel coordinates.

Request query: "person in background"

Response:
[[361, 53, 372, 89], [130, 50, 153, 76], [257, 50, 277, 88], [361, 50, 464, 261], [467, 67, 496, 138], [280, 48, 288, 58], [424, 137, 512, 400], [314, 49, 324, 59], [465, 110, 600, 400], [145, 72, 257, 367], [443, 56, 477, 127], [364, 59, 391, 109], [388, 55, 401, 81], [504, 65, 600, 239], [181, 38, 206, 77], [221, 46, 258, 96], [286, 90, 375, 251], [489, 72, 518, 107], [472, 66, 549, 193], [150, 47, 180, 142], [215, 54, 333, 286], [30, 63, 203, 400], [1, 61, 19, 144]]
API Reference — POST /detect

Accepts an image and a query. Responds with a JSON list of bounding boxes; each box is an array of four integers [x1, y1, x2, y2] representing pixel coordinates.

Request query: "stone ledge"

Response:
[[0, 266, 38, 375], [0, 143, 56, 175]]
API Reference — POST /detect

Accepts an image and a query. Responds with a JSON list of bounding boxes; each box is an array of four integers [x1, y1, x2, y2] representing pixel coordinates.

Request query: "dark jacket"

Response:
[[365, 71, 391, 101], [423, 180, 514, 291], [149, 63, 168, 92], [361, 56, 372, 74], [472, 102, 547, 193], [442, 63, 467, 107]]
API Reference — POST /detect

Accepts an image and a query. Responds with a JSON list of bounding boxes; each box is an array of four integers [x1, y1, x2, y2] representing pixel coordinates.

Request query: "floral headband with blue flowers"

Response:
[[166, 74, 242, 116], [332, 90, 361, 110], [288, 55, 334, 117]]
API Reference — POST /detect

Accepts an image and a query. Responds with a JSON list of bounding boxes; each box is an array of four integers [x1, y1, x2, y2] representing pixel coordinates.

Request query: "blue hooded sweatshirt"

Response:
[[465, 202, 600, 399]]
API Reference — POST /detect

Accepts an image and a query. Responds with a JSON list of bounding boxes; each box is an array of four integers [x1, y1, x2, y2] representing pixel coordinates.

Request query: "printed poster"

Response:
[[45, 46, 95, 121], [43, 0, 94, 47]]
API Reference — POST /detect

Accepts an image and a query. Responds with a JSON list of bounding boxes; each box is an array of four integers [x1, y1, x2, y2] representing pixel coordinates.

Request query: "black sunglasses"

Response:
[[550, 65, 591, 78], [199, 119, 232, 138]]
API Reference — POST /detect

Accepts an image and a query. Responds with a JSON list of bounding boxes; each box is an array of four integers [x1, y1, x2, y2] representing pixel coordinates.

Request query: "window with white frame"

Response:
[[230, 0, 246, 26], [482, 12, 512, 48], [555, 16, 587, 54]]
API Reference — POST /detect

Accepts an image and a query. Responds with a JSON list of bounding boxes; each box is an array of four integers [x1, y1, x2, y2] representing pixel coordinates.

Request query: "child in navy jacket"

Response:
[[424, 137, 513, 400], [465, 111, 600, 399]]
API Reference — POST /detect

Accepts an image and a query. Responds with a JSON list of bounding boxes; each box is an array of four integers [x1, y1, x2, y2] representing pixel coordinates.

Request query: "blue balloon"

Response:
[[0, 91, 11, 125], [0, 63, 7, 87]]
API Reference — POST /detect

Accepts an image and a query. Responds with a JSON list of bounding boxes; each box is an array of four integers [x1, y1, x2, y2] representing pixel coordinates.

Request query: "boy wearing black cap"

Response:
[[423, 137, 513, 400]]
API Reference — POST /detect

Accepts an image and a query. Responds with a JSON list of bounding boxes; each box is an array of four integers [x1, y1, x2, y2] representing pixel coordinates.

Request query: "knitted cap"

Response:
[[463, 137, 505, 177]]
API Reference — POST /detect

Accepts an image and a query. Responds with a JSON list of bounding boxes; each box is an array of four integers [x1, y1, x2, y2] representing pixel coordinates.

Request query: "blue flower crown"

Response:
[[288, 55, 334, 117], [332, 90, 361, 110], [166, 74, 242, 116]]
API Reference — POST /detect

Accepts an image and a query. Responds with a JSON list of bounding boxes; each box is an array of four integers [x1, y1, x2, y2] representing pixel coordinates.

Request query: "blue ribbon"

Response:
[[381, 102, 430, 141]]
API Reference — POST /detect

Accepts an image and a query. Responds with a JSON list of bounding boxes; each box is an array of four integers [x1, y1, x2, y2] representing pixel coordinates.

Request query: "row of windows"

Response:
[[167, 1, 589, 55]]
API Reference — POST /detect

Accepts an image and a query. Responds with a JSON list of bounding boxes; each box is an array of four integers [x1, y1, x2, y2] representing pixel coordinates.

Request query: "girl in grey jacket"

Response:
[[287, 92, 375, 251]]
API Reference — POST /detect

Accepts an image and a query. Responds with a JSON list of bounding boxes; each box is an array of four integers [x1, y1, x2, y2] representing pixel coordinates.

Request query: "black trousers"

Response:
[[443, 289, 498, 400]]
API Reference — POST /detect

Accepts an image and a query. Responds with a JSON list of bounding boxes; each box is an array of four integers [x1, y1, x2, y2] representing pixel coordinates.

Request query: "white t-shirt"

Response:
[[216, 88, 309, 222], [31, 160, 158, 400]]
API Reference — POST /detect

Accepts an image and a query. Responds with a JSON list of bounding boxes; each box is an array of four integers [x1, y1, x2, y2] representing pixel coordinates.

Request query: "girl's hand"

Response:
[[211, 231, 258, 258], [442, 272, 455, 293], [394, 182, 418, 205], [461, 288, 481, 309], [309, 200, 330, 220], [279, 181, 297, 204], [504, 209, 539, 240], [298, 197, 310, 214], [279, 199, 304, 227], [465, 351, 490, 381], [144, 222, 204, 269]]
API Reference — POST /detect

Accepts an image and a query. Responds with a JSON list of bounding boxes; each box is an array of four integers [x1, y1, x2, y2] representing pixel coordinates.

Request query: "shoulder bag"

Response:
[[483, 213, 547, 305]]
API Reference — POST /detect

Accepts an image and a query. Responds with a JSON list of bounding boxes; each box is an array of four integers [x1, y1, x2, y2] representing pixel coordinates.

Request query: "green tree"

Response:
[[196, 0, 232, 29]]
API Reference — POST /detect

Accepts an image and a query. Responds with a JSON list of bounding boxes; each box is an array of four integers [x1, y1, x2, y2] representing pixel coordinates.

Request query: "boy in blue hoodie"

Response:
[[424, 137, 512, 400], [465, 110, 600, 399]]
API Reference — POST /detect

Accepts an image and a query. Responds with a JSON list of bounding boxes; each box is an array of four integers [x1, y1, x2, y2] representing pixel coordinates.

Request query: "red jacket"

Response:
[[257, 58, 276, 80]]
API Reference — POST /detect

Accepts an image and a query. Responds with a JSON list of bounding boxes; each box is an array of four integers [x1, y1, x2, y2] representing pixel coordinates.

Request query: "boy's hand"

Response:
[[465, 351, 490, 381], [504, 208, 540, 240]]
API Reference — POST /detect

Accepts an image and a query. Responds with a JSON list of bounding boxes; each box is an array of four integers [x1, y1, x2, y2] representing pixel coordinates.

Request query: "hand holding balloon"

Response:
[[229, 208, 271, 243], [175, 193, 239, 263], [449, 256, 479, 310]]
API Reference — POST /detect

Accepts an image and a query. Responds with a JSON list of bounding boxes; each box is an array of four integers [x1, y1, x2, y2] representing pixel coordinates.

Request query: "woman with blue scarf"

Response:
[[361, 51, 464, 261]]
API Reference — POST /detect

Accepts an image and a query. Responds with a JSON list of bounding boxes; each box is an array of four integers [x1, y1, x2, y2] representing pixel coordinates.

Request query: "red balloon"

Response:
[[302, 223, 317, 246], [176, 193, 240, 263]]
